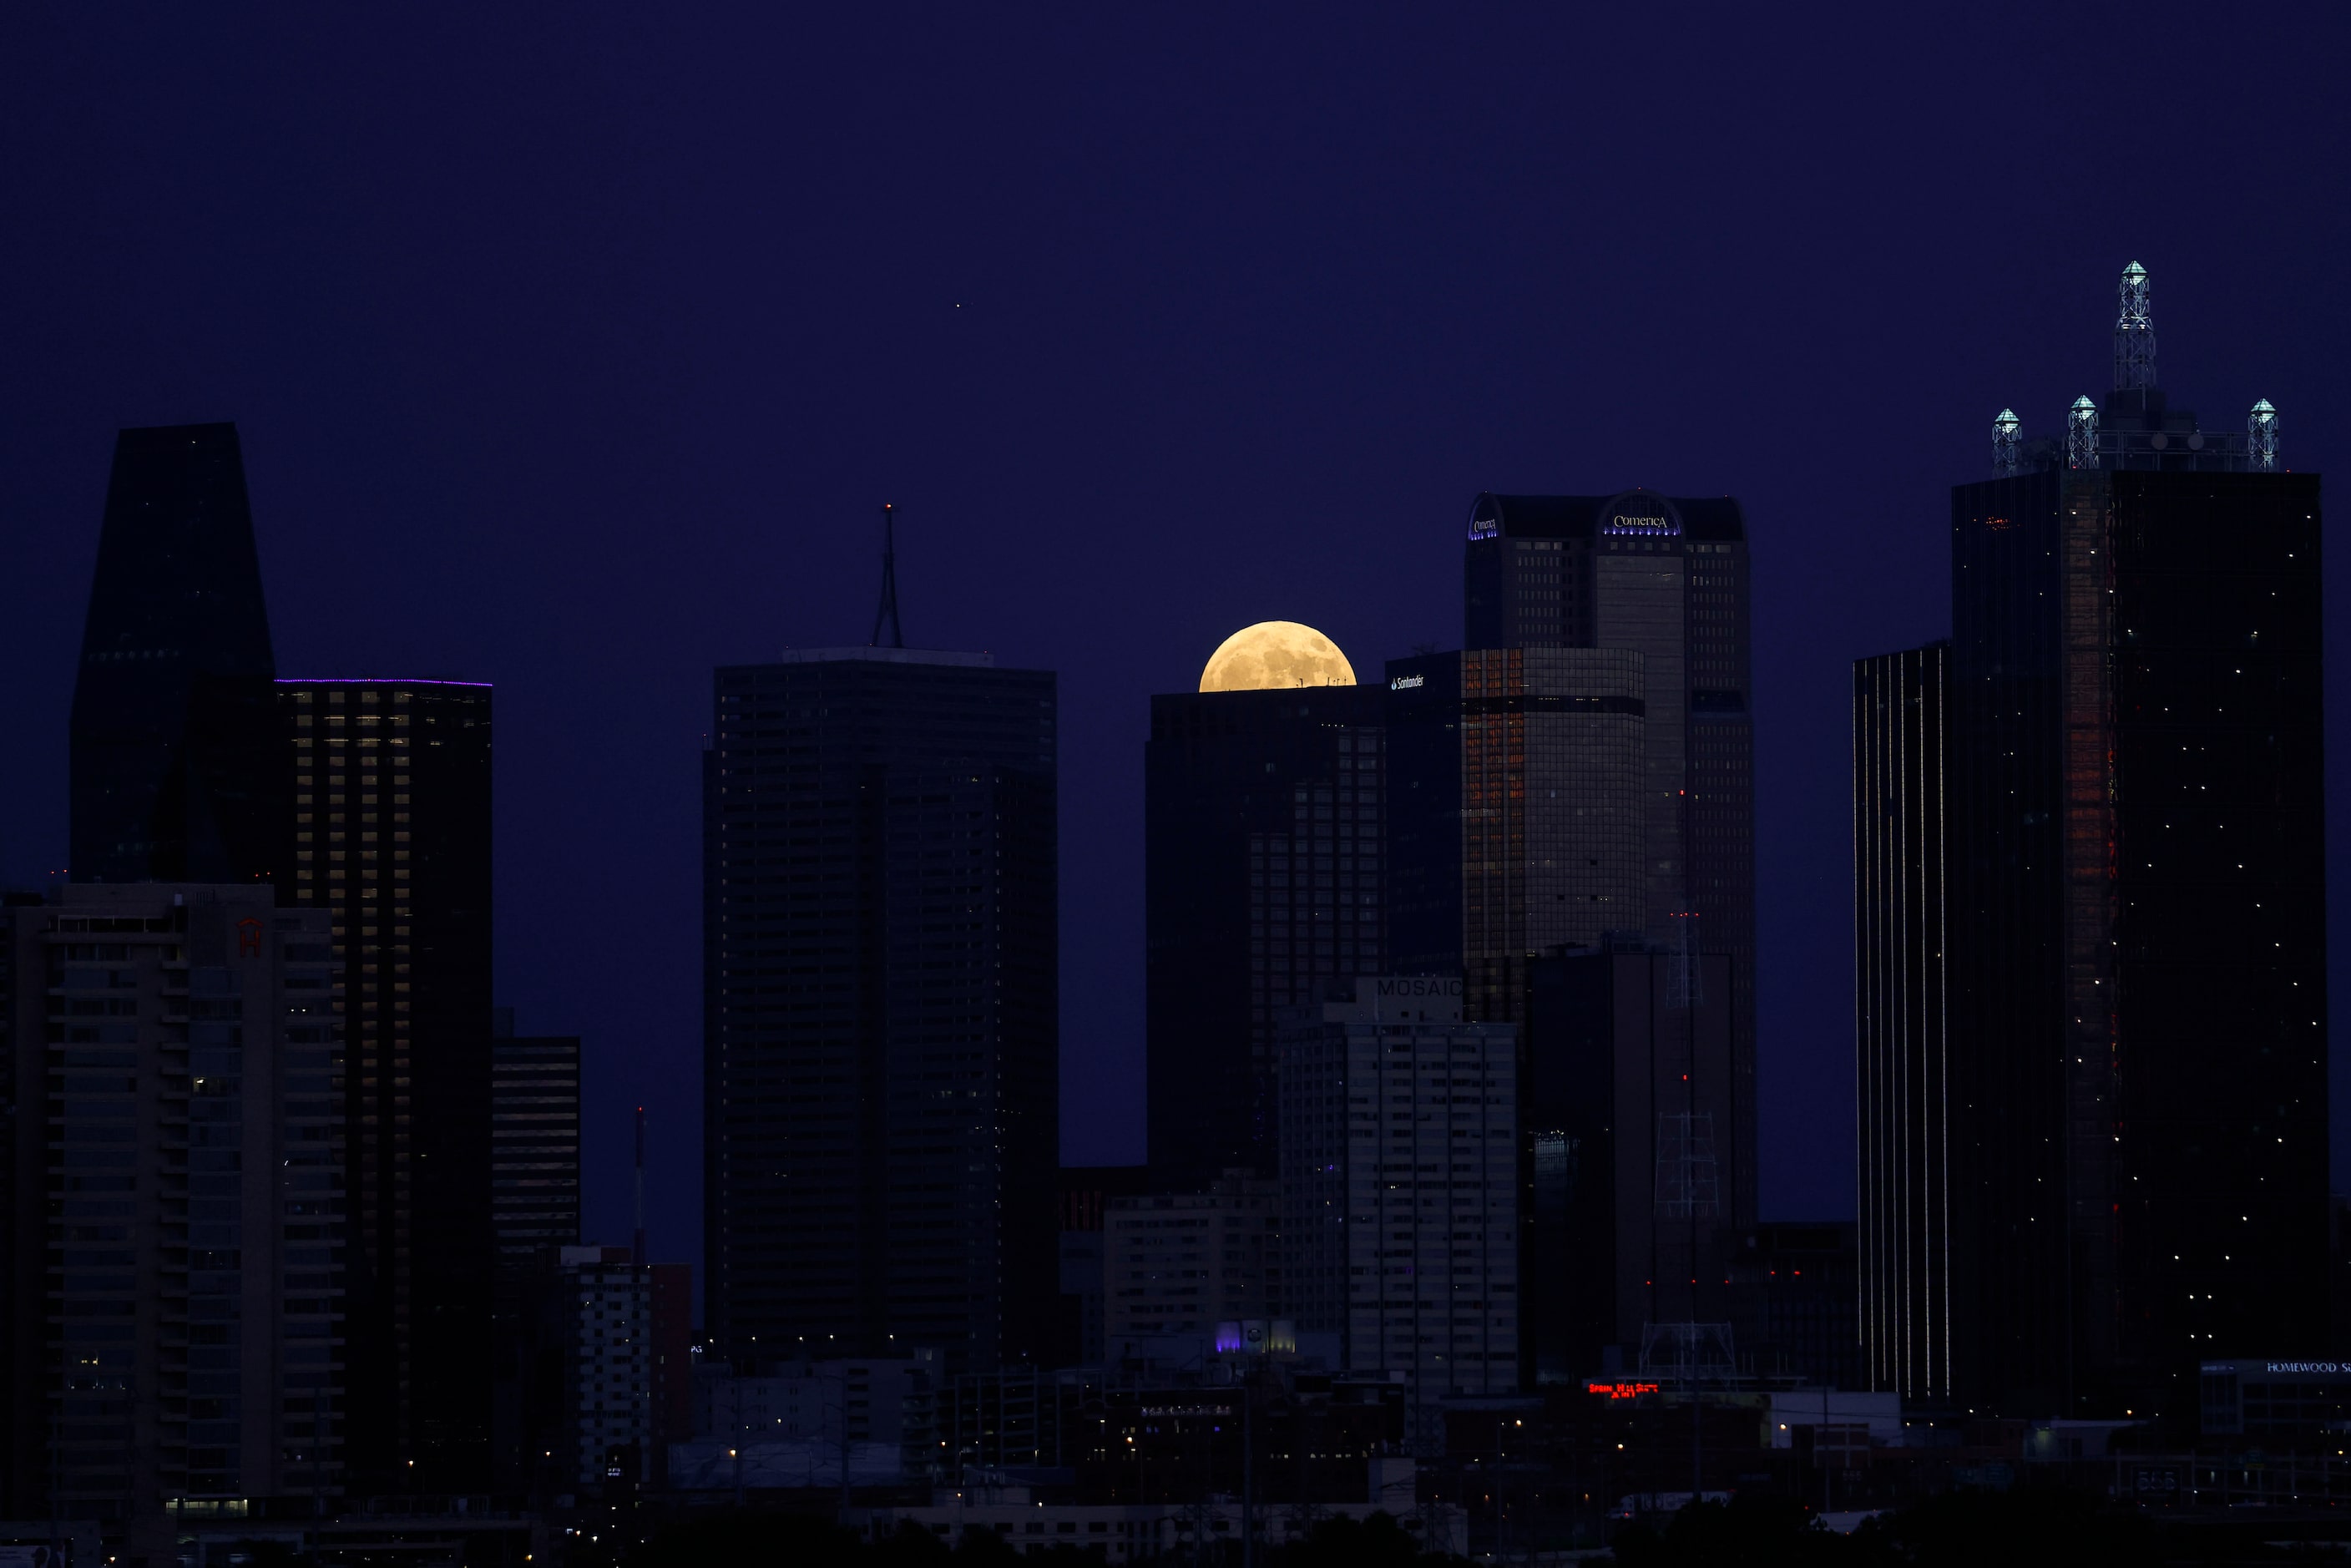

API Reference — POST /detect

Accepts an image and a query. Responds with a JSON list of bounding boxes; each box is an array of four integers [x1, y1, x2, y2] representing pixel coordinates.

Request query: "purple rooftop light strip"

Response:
[[275, 678, 492, 686]]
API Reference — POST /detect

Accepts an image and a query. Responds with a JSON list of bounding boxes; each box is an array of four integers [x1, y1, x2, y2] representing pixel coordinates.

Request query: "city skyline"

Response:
[[4, 8, 2349, 1282]]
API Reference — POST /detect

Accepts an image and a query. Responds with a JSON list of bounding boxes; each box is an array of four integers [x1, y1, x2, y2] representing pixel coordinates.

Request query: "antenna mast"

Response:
[[632, 1105, 647, 1267], [870, 503, 905, 649], [2113, 261, 2156, 391]]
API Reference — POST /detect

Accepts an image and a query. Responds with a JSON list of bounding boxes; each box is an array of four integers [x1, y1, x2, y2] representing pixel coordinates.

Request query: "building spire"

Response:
[[2113, 260, 2156, 391], [2250, 398, 2278, 471], [2068, 395, 2100, 469], [870, 502, 904, 650], [1993, 409, 2021, 477]]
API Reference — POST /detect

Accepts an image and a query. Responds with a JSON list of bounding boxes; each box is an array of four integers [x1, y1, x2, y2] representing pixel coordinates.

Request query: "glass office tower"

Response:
[[71, 423, 284, 888], [1950, 458, 2327, 1418], [1852, 642, 1951, 1404], [1937, 271, 2325, 1416], [1145, 678, 1383, 1188], [703, 649, 1057, 1373]]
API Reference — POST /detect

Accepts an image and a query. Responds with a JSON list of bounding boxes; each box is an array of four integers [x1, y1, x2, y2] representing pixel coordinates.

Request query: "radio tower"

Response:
[[2113, 260, 2156, 391], [870, 503, 905, 649]]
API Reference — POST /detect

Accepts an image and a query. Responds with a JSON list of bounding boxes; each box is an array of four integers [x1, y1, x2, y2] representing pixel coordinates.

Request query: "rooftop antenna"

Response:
[[2113, 260, 2156, 391], [2068, 396, 2100, 470], [632, 1105, 647, 1267], [2250, 399, 2278, 472], [1992, 409, 2021, 477], [870, 503, 905, 650]]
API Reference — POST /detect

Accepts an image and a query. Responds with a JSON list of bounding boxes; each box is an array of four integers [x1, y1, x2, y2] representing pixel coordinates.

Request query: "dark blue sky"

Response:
[[4, 4, 2348, 1269]]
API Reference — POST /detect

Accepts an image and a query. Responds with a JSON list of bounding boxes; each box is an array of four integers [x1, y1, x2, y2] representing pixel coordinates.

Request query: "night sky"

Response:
[[5, 6, 2350, 1276]]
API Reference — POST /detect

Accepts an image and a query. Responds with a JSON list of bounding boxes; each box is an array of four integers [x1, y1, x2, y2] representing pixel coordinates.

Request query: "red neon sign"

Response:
[[1587, 1380, 1660, 1401]]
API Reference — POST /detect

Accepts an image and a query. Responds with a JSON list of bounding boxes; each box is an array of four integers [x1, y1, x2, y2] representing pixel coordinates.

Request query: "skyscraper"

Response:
[[1523, 937, 1742, 1383], [488, 1013, 581, 1491], [71, 423, 284, 888], [1852, 643, 1950, 1404], [488, 1014, 581, 1292], [279, 679, 495, 1486], [2, 886, 342, 1557], [1277, 976, 1519, 1405], [1463, 489, 1755, 993], [1935, 264, 2324, 1417], [1384, 647, 1648, 1025], [704, 645, 1057, 1372], [1145, 622, 1381, 1187]]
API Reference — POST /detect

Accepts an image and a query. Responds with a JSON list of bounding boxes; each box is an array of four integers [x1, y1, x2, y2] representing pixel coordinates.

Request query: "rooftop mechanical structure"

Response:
[[1995, 263, 2275, 476]]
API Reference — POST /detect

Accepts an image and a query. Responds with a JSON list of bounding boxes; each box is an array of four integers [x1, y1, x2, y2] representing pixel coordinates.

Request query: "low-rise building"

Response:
[[852, 1487, 1465, 1561]]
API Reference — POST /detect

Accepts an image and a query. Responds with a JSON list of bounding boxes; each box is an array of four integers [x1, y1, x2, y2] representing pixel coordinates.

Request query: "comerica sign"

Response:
[[1603, 513, 1679, 537]]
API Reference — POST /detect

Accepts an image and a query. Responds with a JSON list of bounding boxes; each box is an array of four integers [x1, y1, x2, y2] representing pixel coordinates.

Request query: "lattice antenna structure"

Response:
[[2250, 399, 2278, 472], [1655, 1112, 1721, 1219], [1637, 1321, 1737, 1384], [1993, 408, 2021, 476], [1664, 909, 1703, 1009], [2068, 396, 2100, 470], [2113, 260, 2156, 391], [870, 502, 904, 649]]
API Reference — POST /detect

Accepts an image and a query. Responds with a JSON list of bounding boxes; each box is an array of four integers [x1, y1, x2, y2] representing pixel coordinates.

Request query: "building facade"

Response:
[[1460, 490, 1755, 1080], [1277, 977, 1519, 1404], [1524, 942, 1742, 1384], [70, 423, 286, 889], [487, 1016, 580, 1287], [1145, 670, 1383, 1188], [1852, 643, 1950, 1403], [278, 678, 495, 1487], [703, 648, 1057, 1372], [1384, 648, 1648, 1025], [1, 886, 342, 1555], [1102, 1174, 1281, 1346], [1727, 1222, 1862, 1389], [557, 1246, 650, 1487], [1940, 264, 2325, 1418]]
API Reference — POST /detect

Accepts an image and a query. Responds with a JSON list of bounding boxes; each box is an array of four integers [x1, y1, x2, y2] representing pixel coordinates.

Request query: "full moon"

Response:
[[1198, 621, 1357, 693]]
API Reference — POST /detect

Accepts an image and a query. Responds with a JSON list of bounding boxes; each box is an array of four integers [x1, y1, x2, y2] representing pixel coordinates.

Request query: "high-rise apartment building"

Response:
[[278, 678, 494, 1485], [1, 886, 342, 1556], [71, 423, 285, 887], [1523, 939, 1742, 1383], [1915, 264, 2326, 1418], [703, 647, 1057, 1372], [1385, 649, 1648, 1025], [1145, 626, 1382, 1186], [1277, 977, 1519, 1405], [1852, 644, 1951, 1404]]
